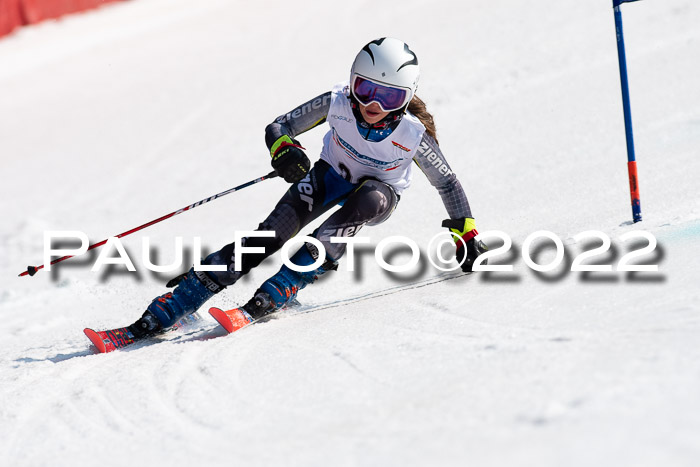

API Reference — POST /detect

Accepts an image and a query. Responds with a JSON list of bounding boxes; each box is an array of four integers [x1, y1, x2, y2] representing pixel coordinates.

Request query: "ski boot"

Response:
[[129, 268, 224, 338], [245, 243, 338, 319], [208, 243, 336, 334]]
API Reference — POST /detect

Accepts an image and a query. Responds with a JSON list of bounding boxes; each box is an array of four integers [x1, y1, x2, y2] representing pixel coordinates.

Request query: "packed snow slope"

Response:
[[1, 0, 699, 466]]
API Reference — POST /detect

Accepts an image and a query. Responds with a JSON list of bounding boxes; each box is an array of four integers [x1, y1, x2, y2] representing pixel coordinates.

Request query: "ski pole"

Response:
[[19, 170, 279, 277], [613, 0, 643, 223]]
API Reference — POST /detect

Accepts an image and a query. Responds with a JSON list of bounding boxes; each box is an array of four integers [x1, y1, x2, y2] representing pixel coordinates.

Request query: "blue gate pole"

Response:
[[613, 0, 642, 222]]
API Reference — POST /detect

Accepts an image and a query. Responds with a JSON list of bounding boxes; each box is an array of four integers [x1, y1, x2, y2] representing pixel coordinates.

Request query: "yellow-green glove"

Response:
[[270, 135, 310, 183], [441, 217, 488, 272]]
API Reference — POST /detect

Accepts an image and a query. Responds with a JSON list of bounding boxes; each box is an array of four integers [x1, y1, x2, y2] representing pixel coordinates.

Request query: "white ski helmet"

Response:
[[350, 37, 419, 112]]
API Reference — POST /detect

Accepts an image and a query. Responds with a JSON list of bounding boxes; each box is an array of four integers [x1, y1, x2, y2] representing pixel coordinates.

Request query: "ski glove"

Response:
[[270, 135, 310, 183], [442, 217, 489, 272]]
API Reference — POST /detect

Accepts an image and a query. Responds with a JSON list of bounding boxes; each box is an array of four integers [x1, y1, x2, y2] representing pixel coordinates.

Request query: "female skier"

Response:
[[128, 37, 488, 337]]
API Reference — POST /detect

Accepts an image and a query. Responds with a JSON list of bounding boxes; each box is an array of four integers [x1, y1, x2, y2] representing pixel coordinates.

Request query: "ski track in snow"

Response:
[[2, 0, 700, 466]]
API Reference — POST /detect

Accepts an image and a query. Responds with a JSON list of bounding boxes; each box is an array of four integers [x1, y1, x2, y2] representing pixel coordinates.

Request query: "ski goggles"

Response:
[[351, 75, 411, 112]]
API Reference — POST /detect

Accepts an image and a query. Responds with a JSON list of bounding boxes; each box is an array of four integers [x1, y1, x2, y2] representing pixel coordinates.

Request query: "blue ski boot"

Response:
[[242, 243, 337, 319], [129, 268, 224, 337]]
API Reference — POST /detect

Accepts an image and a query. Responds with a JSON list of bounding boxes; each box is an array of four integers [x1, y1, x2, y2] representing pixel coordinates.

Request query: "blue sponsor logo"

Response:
[[331, 128, 406, 171]]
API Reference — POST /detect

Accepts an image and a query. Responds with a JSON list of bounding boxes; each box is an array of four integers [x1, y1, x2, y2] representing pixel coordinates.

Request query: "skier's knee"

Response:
[[354, 180, 397, 226]]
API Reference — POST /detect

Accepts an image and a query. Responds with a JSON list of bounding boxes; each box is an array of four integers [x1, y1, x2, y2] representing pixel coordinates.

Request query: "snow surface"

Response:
[[1, 0, 700, 465]]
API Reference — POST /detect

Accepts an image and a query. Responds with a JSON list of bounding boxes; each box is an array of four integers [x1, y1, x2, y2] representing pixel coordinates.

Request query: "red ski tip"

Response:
[[84, 327, 136, 353], [209, 307, 251, 334], [84, 328, 109, 353]]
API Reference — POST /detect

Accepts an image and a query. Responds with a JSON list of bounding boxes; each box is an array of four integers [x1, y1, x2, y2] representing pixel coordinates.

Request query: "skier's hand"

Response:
[[442, 217, 488, 272], [270, 135, 310, 183]]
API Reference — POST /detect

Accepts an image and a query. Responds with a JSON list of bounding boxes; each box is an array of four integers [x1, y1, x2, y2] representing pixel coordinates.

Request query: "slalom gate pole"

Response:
[[19, 170, 279, 277], [613, 0, 642, 223]]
